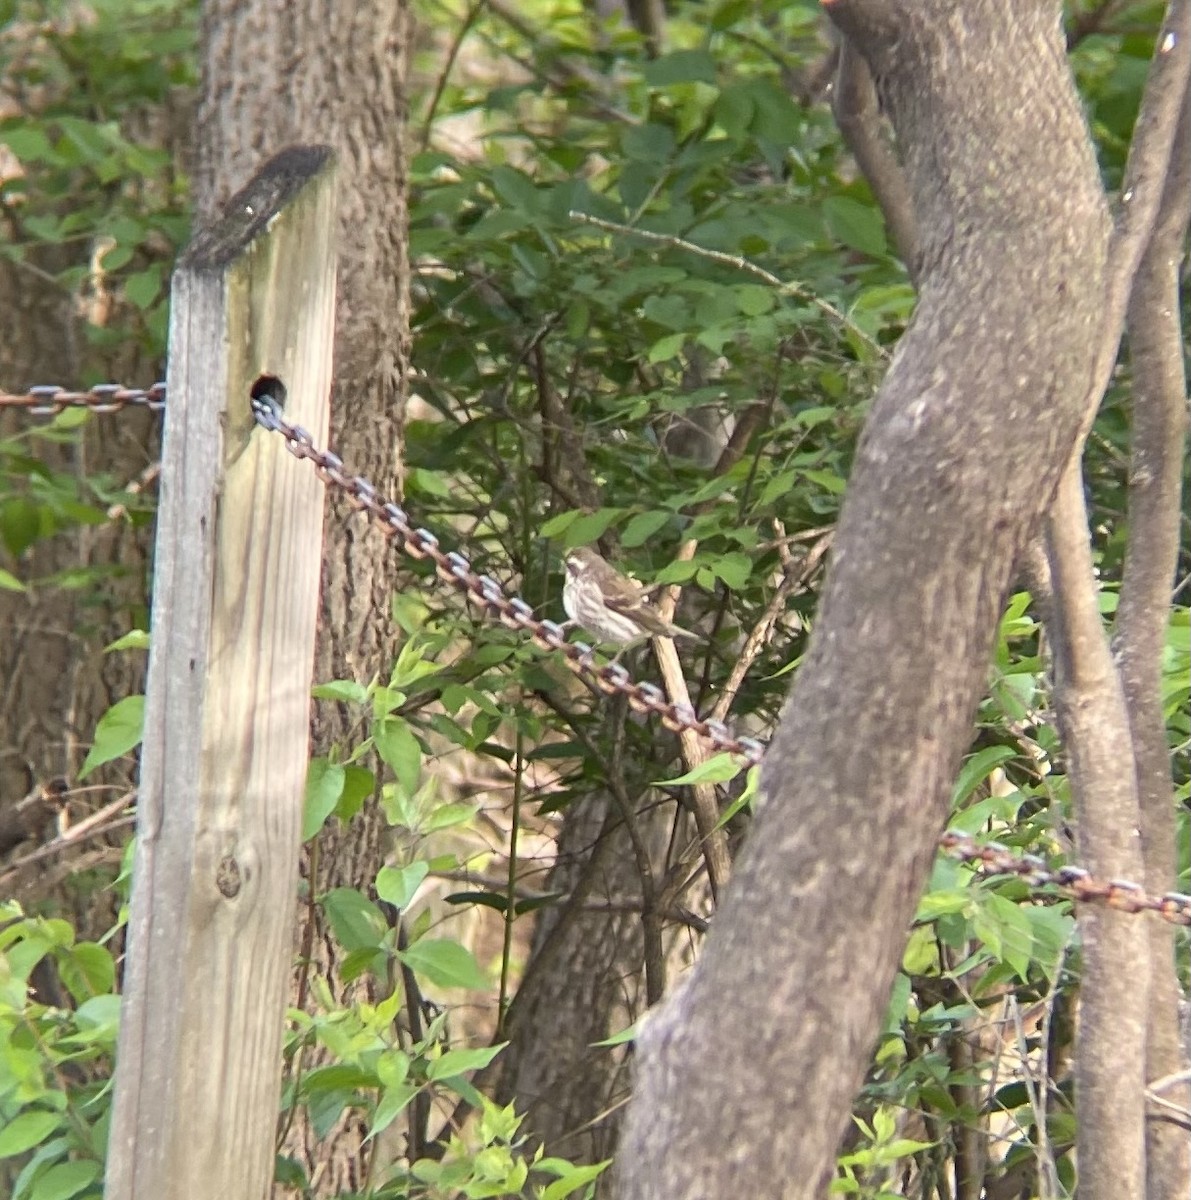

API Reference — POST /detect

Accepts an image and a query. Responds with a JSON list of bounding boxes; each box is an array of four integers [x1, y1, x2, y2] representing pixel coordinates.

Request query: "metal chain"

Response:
[[247, 391, 769, 768], [0, 383, 167, 415], [939, 832, 1190, 926], [4, 383, 1190, 928]]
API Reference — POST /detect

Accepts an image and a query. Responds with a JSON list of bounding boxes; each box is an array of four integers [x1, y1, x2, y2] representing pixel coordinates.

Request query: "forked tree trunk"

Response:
[[616, 2, 1115, 1195], [194, 2, 413, 1191]]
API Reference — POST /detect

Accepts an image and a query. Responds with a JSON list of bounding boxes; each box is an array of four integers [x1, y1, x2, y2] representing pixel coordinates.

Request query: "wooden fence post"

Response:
[[106, 146, 337, 1200]]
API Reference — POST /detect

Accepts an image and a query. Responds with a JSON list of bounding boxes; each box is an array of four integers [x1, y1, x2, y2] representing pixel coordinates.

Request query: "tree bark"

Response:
[[493, 791, 645, 1165], [1115, 80, 1191, 1200], [0, 200, 169, 934], [1045, 467, 1150, 1200], [194, 2, 412, 1191], [616, 2, 1112, 1195]]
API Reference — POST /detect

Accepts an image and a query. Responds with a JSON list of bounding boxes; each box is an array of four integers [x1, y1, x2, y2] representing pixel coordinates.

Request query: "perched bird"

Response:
[[562, 546, 701, 646]]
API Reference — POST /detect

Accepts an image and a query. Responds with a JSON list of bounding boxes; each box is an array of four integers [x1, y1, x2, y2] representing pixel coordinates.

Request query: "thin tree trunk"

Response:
[[1116, 81, 1191, 1200], [494, 791, 644, 1165]]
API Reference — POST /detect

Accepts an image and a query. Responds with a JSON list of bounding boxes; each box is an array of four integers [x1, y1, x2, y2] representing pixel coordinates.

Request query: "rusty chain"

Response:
[[0, 383, 167, 415], [245, 390, 769, 765], [938, 833, 1190, 926], [3, 383, 1189, 928]]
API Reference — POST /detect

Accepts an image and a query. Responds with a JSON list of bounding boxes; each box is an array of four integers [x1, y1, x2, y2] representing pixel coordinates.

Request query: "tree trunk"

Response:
[[616, 2, 1113, 1195], [494, 791, 644, 1165], [1116, 80, 1191, 1200], [194, 2, 413, 1191], [0, 223, 164, 933]]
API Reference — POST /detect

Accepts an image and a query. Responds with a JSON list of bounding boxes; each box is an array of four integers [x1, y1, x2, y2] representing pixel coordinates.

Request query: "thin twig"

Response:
[[569, 210, 887, 357], [0, 792, 135, 884], [418, 0, 486, 153], [709, 531, 831, 724], [832, 39, 920, 281]]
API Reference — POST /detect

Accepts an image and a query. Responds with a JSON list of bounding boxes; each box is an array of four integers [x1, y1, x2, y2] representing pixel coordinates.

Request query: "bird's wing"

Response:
[[601, 574, 651, 616]]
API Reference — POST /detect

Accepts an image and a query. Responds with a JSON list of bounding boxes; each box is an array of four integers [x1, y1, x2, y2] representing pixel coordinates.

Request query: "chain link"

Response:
[[0, 383, 167, 416], [940, 832, 1191, 926], [249, 391, 769, 767], [3, 383, 1189, 929]]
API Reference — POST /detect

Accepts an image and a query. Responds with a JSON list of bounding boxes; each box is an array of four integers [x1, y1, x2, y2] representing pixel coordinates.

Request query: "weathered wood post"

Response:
[[106, 146, 337, 1200]]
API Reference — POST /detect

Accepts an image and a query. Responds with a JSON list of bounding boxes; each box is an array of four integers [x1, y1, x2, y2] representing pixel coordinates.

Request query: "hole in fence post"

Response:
[[250, 374, 287, 407]]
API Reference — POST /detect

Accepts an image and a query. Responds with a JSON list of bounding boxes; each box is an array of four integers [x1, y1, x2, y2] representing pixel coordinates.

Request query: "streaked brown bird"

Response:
[[562, 546, 701, 646]]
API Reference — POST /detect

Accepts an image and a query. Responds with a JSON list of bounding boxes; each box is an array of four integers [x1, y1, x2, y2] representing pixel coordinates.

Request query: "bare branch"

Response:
[[1044, 470, 1150, 1200], [1037, 16, 1190, 1197], [708, 531, 831, 725], [569, 210, 887, 357], [1116, 75, 1191, 1200], [1099, 1, 1191, 373], [831, 38, 920, 281]]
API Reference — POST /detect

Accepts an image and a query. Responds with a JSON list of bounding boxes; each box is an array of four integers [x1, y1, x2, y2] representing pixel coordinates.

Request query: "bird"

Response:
[[562, 546, 702, 647]]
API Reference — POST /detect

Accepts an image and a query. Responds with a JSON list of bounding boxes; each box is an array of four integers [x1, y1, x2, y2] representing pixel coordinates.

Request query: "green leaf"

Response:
[[974, 892, 1036, 982], [375, 718, 422, 796], [376, 861, 429, 910], [952, 746, 1016, 807], [490, 164, 541, 212], [336, 765, 375, 822], [1, 126, 54, 162], [369, 1081, 420, 1138], [0, 1110, 60, 1158], [714, 764, 759, 829], [0, 567, 26, 591], [420, 801, 480, 833], [1024, 905, 1076, 979], [57, 942, 115, 1002], [711, 551, 752, 590], [882, 1138, 935, 1156], [537, 1160, 612, 1200], [105, 629, 149, 651], [425, 1043, 506, 1081], [539, 511, 580, 538], [733, 283, 775, 316], [882, 972, 912, 1034], [312, 679, 370, 704], [590, 1020, 639, 1048], [445, 890, 508, 913], [564, 509, 624, 548], [620, 510, 671, 548], [713, 83, 755, 136], [322, 888, 387, 952], [621, 123, 677, 162], [647, 332, 686, 363], [303, 759, 346, 841], [658, 753, 743, 786], [1, 496, 42, 558], [915, 889, 972, 922], [642, 50, 718, 86], [28, 1159, 100, 1200], [79, 694, 144, 778], [73, 993, 121, 1034], [823, 195, 888, 257], [124, 263, 163, 309], [801, 468, 846, 494], [652, 557, 700, 585], [399, 938, 490, 991]]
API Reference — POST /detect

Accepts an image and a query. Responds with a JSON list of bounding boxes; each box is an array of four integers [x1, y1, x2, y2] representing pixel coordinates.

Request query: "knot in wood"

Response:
[[215, 855, 243, 898]]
